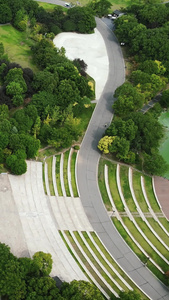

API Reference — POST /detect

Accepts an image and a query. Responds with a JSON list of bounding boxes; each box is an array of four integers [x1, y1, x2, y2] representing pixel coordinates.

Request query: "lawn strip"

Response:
[[46, 157, 55, 196], [122, 217, 168, 272], [42, 162, 47, 195], [135, 218, 169, 259], [70, 151, 79, 197], [73, 231, 120, 294], [120, 166, 136, 212], [132, 170, 148, 212], [143, 175, 161, 212], [55, 155, 63, 196], [63, 150, 71, 196], [64, 231, 112, 296], [98, 158, 112, 211]]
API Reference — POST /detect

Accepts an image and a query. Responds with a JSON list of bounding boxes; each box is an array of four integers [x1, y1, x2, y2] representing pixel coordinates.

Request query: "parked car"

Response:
[[107, 14, 117, 20]]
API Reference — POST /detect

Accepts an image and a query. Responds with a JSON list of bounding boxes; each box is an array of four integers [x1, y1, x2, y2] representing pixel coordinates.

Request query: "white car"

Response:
[[107, 14, 117, 20], [65, 3, 70, 7]]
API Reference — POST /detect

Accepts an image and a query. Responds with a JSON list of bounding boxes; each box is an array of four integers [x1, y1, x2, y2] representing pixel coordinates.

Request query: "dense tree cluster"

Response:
[[115, 2, 169, 63], [0, 242, 105, 300], [98, 2, 169, 176], [113, 60, 168, 116]]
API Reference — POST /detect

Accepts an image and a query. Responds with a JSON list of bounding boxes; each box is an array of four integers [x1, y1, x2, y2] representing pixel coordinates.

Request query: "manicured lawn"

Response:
[[122, 217, 168, 272], [73, 231, 120, 294], [148, 218, 169, 247], [132, 170, 149, 212], [120, 165, 136, 212], [63, 150, 71, 196], [55, 155, 63, 196], [64, 231, 111, 296], [77, 104, 95, 141], [0, 24, 37, 71], [42, 162, 47, 195], [70, 151, 79, 197], [98, 158, 112, 211], [46, 156, 55, 196], [159, 218, 169, 232], [135, 218, 169, 259], [108, 161, 124, 211], [37, 1, 58, 12], [82, 232, 130, 292], [143, 175, 161, 212]]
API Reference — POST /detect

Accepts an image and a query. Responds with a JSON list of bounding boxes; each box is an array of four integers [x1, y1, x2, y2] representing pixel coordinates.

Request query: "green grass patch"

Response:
[[73, 231, 120, 294], [135, 218, 169, 259], [148, 218, 169, 247], [0, 24, 37, 71], [37, 147, 57, 161], [132, 170, 148, 212], [59, 230, 89, 277], [108, 161, 124, 212], [159, 218, 169, 232], [55, 155, 63, 196], [70, 151, 79, 197], [143, 175, 161, 212], [42, 162, 47, 195], [122, 217, 168, 272], [63, 150, 71, 197], [65, 231, 112, 296], [46, 156, 55, 196], [113, 218, 147, 262], [147, 261, 168, 286], [120, 166, 136, 212], [37, 1, 58, 12], [90, 231, 149, 299], [78, 104, 95, 141], [82, 231, 129, 292], [98, 158, 112, 211]]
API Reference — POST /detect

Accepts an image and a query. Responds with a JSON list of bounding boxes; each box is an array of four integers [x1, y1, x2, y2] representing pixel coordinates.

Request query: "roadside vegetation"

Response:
[[98, 0, 169, 177]]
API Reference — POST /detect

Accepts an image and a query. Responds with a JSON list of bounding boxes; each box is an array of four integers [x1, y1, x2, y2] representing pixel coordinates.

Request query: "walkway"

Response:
[[76, 18, 169, 300]]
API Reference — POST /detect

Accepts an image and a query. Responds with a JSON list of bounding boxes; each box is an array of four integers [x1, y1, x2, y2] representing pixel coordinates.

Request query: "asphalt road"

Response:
[[33, 1, 169, 298], [76, 18, 169, 300]]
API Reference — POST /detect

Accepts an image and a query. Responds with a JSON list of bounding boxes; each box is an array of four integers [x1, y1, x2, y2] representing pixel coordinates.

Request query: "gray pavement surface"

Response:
[[76, 18, 169, 300]]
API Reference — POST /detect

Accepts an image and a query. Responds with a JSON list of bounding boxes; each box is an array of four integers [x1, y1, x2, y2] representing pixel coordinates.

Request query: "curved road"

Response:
[[34, 1, 169, 298], [76, 18, 169, 300]]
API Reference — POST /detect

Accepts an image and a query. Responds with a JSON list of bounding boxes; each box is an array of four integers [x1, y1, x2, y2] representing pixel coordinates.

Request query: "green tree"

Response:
[[33, 252, 53, 276], [87, 0, 111, 17], [160, 89, 169, 108], [0, 4, 12, 23], [143, 152, 168, 176], [118, 290, 141, 300], [98, 136, 114, 154], [61, 280, 104, 300], [10, 158, 27, 175]]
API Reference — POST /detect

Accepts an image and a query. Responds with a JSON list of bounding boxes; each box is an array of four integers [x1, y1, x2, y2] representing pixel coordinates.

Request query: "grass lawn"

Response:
[[82, 232, 130, 292], [120, 165, 136, 212], [70, 151, 79, 197], [135, 217, 169, 259], [0, 24, 37, 72], [42, 163, 47, 194], [65, 231, 111, 296], [98, 158, 112, 211], [148, 218, 169, 247], [63, 150, 71, 196], [132, 170, 149, 212], [108, 161, 124, 211], [122, 217, 168, 272], [55, 155, 63, 196], [159, 218, 169, 232], [73, 231, 120, 294], [37, 1, 58, 12], [46, 156, 55, 196], [143, 175, 161, 212]]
